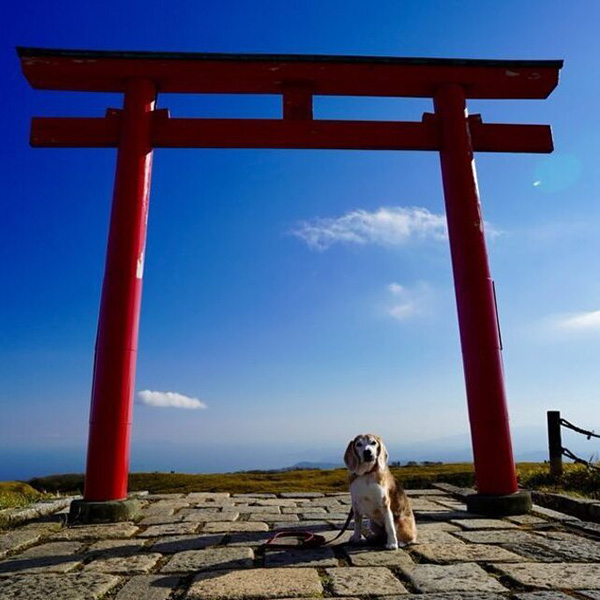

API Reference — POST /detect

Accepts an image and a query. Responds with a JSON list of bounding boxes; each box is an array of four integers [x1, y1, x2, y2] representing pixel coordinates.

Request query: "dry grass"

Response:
[[26, 462, 547, 495], [518, 462, 600, 499], [0, 482, 45, 510]]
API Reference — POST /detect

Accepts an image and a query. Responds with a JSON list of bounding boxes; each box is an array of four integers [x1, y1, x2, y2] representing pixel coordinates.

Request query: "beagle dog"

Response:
[[344, 433, 417, 550]]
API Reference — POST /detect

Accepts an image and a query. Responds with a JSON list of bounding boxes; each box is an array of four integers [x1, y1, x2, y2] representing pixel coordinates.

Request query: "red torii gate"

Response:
[[19, 48, 562, 520]]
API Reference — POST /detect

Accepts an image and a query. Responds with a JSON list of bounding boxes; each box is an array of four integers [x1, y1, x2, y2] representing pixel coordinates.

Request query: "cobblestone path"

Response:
[[1, 487, 600, 599]]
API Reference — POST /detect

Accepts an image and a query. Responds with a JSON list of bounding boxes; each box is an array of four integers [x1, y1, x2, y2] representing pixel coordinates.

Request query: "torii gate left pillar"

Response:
[[18, 48, 562, 522]]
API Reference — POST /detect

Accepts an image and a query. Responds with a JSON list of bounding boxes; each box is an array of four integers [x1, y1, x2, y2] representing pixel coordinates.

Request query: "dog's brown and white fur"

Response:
[[344, 433, 417, 550]]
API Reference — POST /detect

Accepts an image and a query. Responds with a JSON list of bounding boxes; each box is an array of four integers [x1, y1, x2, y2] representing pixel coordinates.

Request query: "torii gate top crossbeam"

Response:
[[18, 47, 562, 98], [18, 48, 563, 154]]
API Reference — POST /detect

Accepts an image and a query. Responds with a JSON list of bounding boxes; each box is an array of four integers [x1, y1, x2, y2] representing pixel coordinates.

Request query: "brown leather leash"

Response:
[[261, 508, 354, 549]]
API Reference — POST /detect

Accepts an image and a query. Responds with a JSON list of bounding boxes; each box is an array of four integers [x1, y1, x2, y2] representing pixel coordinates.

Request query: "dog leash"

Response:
[[261, 508, 354, 549]]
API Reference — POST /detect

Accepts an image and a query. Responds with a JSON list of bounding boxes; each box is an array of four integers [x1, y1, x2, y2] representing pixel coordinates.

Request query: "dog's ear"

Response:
[[344, 439, 359, 472], [376, 436, 389, 471]]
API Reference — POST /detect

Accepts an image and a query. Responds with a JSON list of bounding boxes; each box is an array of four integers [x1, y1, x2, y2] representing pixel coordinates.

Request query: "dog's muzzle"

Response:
[[363, 449, 374, 461]]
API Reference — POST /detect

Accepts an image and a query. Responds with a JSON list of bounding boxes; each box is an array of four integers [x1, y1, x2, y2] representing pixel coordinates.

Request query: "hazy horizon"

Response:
[[4, 423, 598, 482]]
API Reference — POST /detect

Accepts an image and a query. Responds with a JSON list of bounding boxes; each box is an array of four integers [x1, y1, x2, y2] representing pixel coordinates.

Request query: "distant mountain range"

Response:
[[281, 426, 571, 471], [288, 461, 343, 470]]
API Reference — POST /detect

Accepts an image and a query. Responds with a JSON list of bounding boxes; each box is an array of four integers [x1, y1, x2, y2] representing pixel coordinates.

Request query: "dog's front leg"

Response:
[[349, 510, 364, 544], [383, 507, 399, 550]]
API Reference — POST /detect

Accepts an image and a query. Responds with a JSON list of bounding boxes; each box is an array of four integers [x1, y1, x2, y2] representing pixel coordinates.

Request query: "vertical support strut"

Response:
[[434, 84, 518, 497], [84, 79, 156, 502], [547, 410, 563, 477]]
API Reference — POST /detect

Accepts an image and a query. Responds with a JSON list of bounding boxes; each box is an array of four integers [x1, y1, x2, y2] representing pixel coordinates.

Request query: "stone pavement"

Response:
[[1, 488, 600, 599]]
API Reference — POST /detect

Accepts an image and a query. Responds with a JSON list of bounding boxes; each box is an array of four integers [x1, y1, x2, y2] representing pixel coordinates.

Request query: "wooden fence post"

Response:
[[547, 410, 563, 477]]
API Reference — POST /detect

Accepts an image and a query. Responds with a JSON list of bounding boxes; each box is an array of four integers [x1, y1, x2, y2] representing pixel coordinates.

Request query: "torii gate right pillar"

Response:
[[435, 84, 530, 514]]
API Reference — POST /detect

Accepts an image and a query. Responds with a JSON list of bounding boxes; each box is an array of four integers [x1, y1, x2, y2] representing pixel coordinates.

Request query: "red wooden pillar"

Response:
[[434, 84, 518, 496], [84, 79, 156, 501]]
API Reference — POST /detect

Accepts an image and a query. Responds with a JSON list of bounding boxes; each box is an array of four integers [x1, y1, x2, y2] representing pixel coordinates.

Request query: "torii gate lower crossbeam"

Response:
[[19, 48, 563, 521]]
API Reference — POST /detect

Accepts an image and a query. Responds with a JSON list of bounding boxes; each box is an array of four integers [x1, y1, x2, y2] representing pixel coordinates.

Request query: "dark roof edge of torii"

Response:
[[16, 46, 563, 69], [16, 47, 563, 99]]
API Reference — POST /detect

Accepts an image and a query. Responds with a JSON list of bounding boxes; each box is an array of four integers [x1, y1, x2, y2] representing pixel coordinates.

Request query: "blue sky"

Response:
[[2, 1, 600, 478]]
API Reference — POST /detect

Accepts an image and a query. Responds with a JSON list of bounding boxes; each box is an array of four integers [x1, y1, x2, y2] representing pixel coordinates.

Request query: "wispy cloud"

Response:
[[291, 206, 447, 251], [386, 281, 432, 322], [292, 206, 502, 250], [554, 310, 600, 332], [137, 390, 208, 410]]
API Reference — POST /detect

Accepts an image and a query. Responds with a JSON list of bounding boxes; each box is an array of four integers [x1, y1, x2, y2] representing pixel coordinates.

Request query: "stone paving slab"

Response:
[[410, 499, 451, 511], [139, 514, 185, 526], [530, 505, 581, 522], [264, 547, 337, 567], [84, 552, 162, 574], [279, 492, 324, 498], [232, 493, 277, 498], [150, 533, 224, 553], [452, 529, 538, 544], [568, 520, 600, 536], [0, 573, 121, 599], [535, 531, 600, 561], [281, 506, 327, 514], [253, 499, 303, 507], [323, 511, 352, 520], [149, 500, 190, 510], [506, 514, 550, 526], [304, 498, 345, 507], [225, 530, 274, 546], [139, 505, 176, 517], [190, 500, 236, 508], [186, 492, 231, 501], [234, 505, 282, 514], [186, 567, 322, 599], [400, 562, 508, 593], [146, 493, 185, 500], [4, 487, 600, 598], [161, 547, 254, 573], [412, 542, 523, 563], [86, 539, 148, 557], [181, 510, 240, 522], [326, 566, 409, 595], [343, 546, 414, 567], [494, 562, 600, 589], [415, 511, 484, 521], [500, 542, 566, 563], [17, 540, 83, 557], [272, 520, 333, 531], [203, 521, 269, 533], [0, 498, 75, 527], [514, 592, 575, 599], [416, 522, 461, 532], [115, 574, 180, 600], [50, 522, 139, 541], [248, 513, 299, 522], [138, 522, 199, 537], [414, 530, 465, 544], [450, 518, 518, 530], [0, 529, 45, 558], [401, 595, 506, 600], [0, 552, 84, 574]]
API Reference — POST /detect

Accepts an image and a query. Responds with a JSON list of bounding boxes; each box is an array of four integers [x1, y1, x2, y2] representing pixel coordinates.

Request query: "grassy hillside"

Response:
[[26, 462, 546, 495], [6, 462, 599, 502], [0, 482, 47, 510]]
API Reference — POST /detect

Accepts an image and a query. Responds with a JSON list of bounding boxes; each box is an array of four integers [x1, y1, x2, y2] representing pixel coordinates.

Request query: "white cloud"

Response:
[[291, 206, 447, 251], [137, 390, 207, 410], [555, 310, 600, 332], [386, 281, 432, 322], [292, 206, 502, 250]]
